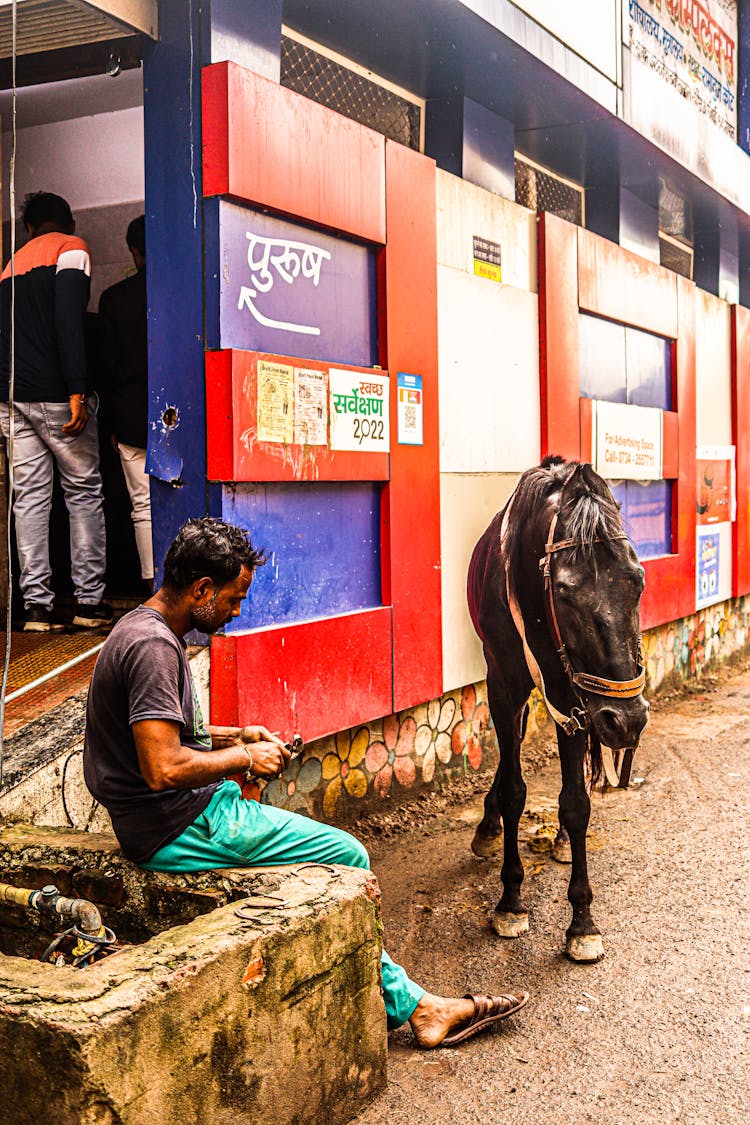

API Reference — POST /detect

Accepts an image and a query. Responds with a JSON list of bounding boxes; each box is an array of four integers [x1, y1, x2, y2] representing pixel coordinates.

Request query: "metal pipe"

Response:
[[0, 881, 102, 933]]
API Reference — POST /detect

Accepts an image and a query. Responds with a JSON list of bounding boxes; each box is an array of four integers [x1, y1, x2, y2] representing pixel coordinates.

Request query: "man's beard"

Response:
[[190, 592, 228, 633]]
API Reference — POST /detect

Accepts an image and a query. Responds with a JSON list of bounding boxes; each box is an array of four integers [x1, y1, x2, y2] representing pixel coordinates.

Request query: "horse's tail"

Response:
[[586, 728, 603, 790]]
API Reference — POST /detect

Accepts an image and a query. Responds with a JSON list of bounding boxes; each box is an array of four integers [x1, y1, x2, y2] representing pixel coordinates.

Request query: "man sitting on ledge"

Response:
[[83, 517, 528, 1048]]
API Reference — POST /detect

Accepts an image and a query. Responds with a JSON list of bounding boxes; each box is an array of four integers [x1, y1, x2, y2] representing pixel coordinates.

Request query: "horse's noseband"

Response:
[[540, 512, 646, 717]]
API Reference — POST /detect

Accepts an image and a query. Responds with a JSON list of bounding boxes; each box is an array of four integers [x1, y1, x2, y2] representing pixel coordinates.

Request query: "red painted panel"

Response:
[[381, 141, 442, 710], [205, 349, 389, 483], [640, 553, 681, 628], [540, 220, 696, 633], [672, 275, 697, 621], [205, 350, 234, 482], [202, 62, 386, 244], [539, 214, 581, 459], [210, 608, 393, 741], [732, 305, 750, 596], [579, 398, 593, 462], [578, 229, 679, 339], [662, 411, 679, 479]]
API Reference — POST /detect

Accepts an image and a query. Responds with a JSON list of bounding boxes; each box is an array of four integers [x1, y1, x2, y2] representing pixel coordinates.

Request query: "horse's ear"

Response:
[[580, 462, 611, 498], [560, 462, 585, 502]]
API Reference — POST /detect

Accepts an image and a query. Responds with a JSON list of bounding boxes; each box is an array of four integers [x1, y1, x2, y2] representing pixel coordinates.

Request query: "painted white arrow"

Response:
[[236, 286, 320, 335]]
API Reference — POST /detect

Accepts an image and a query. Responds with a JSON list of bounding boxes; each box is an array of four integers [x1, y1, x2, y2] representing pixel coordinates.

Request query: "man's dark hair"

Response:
[[21, 192, 74, 234], [162, 518, 266, 592], [126, 214, 146, 257]]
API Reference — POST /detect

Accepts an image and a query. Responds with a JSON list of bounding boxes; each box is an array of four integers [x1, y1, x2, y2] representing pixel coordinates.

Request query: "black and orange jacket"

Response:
[[0, 231, 91, 402]]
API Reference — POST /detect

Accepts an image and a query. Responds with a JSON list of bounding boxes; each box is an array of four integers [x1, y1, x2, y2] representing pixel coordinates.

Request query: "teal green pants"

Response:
[[142, 781, 424, 1029]]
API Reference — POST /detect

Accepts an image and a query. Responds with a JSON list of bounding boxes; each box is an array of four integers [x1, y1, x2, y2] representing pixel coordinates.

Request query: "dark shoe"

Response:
[[23, 605, 65, 633], [72, 601, 115, 629]]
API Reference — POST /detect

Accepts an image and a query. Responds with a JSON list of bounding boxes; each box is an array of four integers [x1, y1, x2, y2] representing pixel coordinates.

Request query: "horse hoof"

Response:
[[471, 830, 503, 858], [551, 837, 572, 864], [565, 933, 605, 962], [492, 911, 529, 938]]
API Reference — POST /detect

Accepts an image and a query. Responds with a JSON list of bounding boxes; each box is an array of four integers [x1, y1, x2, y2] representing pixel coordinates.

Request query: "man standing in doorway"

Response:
[[0, 191, 112, 631], [98, 215, 153, 594]]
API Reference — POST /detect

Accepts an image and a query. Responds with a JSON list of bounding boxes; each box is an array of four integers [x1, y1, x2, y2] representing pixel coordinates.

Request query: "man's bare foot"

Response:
[[408, 993, 477, 1049], [409, 990, 529, 1049]]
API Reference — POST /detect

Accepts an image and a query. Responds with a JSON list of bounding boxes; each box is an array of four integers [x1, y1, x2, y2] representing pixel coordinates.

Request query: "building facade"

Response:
[[2, 0, 750, 821]]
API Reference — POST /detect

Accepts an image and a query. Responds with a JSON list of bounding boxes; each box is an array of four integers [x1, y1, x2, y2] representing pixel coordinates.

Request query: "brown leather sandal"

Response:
[[440, 991, 529, 1047]]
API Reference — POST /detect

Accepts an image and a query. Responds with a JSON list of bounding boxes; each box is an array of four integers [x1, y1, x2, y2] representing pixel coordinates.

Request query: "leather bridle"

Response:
[[540, 511, 646, 727], [502, 497, 646, 749]]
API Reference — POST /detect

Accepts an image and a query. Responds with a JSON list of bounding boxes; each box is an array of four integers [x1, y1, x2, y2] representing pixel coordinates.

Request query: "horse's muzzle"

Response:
[[592, 697, 649, 748]]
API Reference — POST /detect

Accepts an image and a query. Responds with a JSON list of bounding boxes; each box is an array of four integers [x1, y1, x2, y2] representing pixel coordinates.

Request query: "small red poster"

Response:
[[696, 445, 735, 525]]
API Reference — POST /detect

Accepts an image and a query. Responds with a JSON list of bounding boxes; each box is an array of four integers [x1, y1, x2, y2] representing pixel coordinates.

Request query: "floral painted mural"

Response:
[[252, 595, 750, 823]]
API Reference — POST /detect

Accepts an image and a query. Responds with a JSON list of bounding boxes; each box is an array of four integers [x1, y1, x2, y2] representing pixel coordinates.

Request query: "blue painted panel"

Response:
[[221, 482, 382, 630], [625, 326, 671, 410], [143, 0, 208, 579], [209, 0, 282, 78], [207, 201, 378, 366], [579, 314, 626, 402], [580, 315, 671, 411], [614, 479, 672, 560], [463, 98, 515, 201]]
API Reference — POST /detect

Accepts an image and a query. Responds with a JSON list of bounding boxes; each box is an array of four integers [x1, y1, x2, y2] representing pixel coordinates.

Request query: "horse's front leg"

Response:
[[558, 731, 604, 962], [485, 709, 528, 939]]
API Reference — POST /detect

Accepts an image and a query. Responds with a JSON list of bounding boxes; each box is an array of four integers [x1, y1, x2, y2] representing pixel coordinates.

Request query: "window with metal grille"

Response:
[[514, 156, 583, 225], [659, 234, 693, 280], [280, 31, 422, 151]]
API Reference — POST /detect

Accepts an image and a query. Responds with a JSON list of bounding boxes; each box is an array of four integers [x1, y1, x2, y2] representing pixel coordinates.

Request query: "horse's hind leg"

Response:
[[558, 733, 604, 961], [551, 822, 572, 864], [471, 701, 528, 859]]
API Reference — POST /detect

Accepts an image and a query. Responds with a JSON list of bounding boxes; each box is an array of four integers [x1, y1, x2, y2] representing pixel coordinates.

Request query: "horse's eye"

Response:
[[554, 579, 576, 599]]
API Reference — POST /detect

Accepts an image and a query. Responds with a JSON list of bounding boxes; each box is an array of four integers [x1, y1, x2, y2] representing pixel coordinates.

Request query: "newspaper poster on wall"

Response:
[[293, 368, 328, 446], [329, 369, 390, 452], [257, 360, 294, 444], [626, 0, 737, 139]]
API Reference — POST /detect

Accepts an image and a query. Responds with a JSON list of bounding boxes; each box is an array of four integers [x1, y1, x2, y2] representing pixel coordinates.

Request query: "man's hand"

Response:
[[62, 395, 88, 435], [240, 724, 284, 746], [247, 739, 292, 779]]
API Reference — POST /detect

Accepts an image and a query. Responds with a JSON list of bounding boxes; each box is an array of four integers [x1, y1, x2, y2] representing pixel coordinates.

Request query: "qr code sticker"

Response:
[[404, 406, 417, 430]]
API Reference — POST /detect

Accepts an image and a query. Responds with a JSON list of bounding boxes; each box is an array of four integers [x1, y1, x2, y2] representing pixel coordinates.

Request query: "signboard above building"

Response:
[[625, 0, 737, 139], [206, 200, 378, 367]]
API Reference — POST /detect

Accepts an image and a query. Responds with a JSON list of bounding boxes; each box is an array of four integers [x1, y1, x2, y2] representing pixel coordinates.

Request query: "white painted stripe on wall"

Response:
[[695, 288, 732, 446], [438, 266, 540, 473], [440, 471, 520, 694]]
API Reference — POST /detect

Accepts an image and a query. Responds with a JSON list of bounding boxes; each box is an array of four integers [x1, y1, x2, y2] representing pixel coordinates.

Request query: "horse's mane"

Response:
[[503, 456, 623, 602]]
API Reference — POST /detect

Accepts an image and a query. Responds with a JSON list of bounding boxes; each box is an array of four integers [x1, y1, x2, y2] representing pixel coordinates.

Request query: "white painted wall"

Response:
[[695, 289, 732, 446], [441, 471, 520, 692], [436, 170, 539, 691], [437, 170, 537, 290], [2, 106, 144, 216]]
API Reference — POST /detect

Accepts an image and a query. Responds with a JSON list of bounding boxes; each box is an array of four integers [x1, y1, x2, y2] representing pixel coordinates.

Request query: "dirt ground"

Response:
[[353, 663, 750, 1125]]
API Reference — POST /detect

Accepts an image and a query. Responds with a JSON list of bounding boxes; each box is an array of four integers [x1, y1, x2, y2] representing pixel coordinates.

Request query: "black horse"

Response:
[[467, 458, 649, 961]]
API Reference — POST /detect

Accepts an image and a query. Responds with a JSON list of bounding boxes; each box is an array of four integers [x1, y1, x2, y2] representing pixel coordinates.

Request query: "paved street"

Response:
[[355, 665, 750, 1125]]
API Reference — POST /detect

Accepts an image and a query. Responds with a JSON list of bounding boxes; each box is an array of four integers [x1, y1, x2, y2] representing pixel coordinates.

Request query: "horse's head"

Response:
[[549, 463, 649, 749]]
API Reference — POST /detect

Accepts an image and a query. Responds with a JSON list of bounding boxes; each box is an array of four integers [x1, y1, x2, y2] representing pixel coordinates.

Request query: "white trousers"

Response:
[[117, 442, 154, 580]]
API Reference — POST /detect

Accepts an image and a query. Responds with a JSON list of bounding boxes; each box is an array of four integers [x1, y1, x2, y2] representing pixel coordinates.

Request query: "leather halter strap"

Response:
[[541, 513, 646, 701]]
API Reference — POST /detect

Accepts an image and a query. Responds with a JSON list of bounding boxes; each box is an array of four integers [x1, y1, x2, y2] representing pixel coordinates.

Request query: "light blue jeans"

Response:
[[142, 781, 426, 1029], [0, 399, 106, 609]]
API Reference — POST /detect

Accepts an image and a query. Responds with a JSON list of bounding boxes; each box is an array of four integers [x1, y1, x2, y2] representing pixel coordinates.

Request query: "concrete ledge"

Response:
[[0, 824, 387, 1125]]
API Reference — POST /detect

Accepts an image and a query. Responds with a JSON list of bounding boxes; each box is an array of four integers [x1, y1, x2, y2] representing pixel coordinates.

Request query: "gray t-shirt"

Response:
[[83, 605, 219, 864]]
